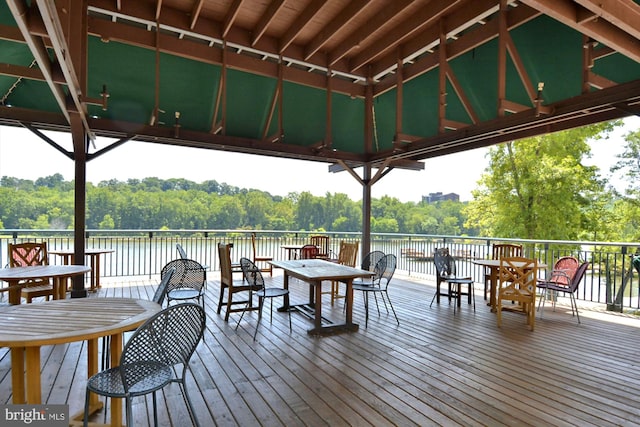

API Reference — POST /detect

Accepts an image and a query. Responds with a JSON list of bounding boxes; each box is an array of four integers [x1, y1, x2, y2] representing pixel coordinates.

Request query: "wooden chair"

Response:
[[326, 241, 359, 305], [217, 243, 261, 321], [8, 242, 55, 303], [484, 243, 523, 300], [496, 257, 538, 330], [310, 235, 330, 259], [251, 233, 273, 276]]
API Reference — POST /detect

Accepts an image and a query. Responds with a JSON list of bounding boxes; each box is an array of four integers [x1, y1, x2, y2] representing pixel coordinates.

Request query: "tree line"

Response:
[[2, 120, 639, 242], [0, 174, 473, 234]]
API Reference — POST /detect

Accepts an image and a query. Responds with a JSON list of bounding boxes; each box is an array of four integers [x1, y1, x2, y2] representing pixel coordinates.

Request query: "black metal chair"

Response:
[[161, 258, 206, 309], [102, 267, 177, 371], [431, 248, 475, 314], [236, 257, 291, 340], [352, 250, 385, 287], [155, 266, 176, 306], [176, 243, 188, 259], [84, 303, 206, 427], [353, 254, 399, 327]]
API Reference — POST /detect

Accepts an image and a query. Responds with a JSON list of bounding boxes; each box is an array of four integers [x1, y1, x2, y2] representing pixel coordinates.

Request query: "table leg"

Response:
[[278, 273, 290, 311], [10, 347, 25, 404], [110, 333, 124, 427], [92, 255, 101, 290], [8, 280, 21, 305], [345, 279, 353, 324], [313, 280, 322, 331], [25, 347, 41, 403], [490, 268, 498, 311]]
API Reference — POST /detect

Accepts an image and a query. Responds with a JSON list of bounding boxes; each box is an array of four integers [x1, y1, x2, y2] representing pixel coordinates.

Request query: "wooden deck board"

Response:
[[1, 272, 640, 426]]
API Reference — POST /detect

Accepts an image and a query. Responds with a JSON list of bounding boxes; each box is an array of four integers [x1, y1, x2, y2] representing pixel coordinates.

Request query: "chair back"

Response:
[[299, 244, 319, 260], [547, 256, 580, 286], [498, 257, 538, 302], [378, 254, 397, 290], [337, 241, 359, 267], [310, 235, 330, 259], [492, 243, 523, 259], [154, 266, 176, 305], [9, 242, 48, 267], [176, 243, 188, 259], [120, 303, 205, 391], [433, 247, 454, 279], [218, 243, 234, 287], [567, 262, 589, 293], [361, 250, 385, 272], [239, 257, 265, 290], [161, 259, 206, 294]]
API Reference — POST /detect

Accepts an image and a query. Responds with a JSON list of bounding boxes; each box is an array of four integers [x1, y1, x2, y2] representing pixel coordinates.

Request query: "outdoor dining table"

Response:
[[472, 258, 546, 311], [0, 264, 92, 304], [49, 248, 114, 292], [269, 258, 373, 336], [281, 244, 306, 259], [0, 297, 161, 427]]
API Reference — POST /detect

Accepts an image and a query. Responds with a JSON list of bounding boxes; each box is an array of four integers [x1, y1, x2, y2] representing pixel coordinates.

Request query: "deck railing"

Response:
[[1, 229, 639, 312]]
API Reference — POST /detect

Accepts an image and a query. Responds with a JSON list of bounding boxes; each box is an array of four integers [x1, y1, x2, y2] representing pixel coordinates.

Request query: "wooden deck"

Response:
[[1, 271, 640, 426]]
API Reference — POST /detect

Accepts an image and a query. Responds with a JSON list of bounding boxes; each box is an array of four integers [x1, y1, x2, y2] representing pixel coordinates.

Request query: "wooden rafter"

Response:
[[251, 0, 286, 47], [519, 0, 640, 63], [222, 0, 244, 39], [189, 0, 204, 30], [279, 0, 327, 54], [304, 0, 369, 61]]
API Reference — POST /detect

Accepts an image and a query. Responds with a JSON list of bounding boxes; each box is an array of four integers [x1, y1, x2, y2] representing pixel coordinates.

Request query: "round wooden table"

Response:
[[0, 265, 92, 304], [0, 297, 161, 426]]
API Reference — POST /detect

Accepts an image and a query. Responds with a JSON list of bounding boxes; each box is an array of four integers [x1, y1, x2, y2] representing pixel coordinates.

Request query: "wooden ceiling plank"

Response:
[[328, 0, 416, 67], [350, 0, 462, 73], [303, 0, 369, 61], [505, 34, 537, 104], [222, 0, 244, 39], [279, 0, 327, 54], [520, 0, 640, 63], [251, 0, 286, 47]]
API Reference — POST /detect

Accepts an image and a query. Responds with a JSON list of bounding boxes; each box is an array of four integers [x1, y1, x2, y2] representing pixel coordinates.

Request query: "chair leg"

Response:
[[217, 285, 226, 314], [83, 387, 91, 427], [570, 293, 581, 324], [384, 291, 399, 325], [253, 296, 265, 340], [362, 291, 369, 328], [152, 391, 159, 427], [178, 369, 201, 427]]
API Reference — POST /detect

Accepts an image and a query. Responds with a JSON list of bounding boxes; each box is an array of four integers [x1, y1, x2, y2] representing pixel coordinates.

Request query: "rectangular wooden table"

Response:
[[0, 298, 161, 426], [49, 248, 114, 292], [269, 258, 373, 336], [472, 259, 546, 311]]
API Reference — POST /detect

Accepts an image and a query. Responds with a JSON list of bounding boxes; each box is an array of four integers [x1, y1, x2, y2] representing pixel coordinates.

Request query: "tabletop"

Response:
[[0, 297, 160, 347], [270, 258, 372, 281], [473, 259, 547, 269], [0, 265, 92, 281], [49, 248, 115, 256]]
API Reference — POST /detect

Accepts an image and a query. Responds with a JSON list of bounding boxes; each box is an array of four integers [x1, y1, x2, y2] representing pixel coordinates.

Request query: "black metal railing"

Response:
[[1, 229, 639, 312]]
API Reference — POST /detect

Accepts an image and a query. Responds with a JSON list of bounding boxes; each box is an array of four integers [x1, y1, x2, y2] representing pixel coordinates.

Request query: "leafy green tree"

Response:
[[609, 128, 640, 242], [464, 122, 619, 239]]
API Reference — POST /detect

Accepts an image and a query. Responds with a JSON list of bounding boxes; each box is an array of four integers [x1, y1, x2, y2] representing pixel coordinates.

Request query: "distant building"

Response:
[[422, 192, 460, 203]]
